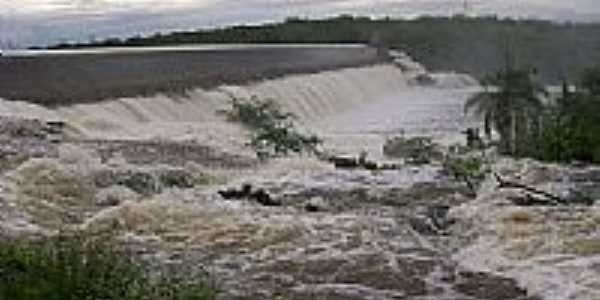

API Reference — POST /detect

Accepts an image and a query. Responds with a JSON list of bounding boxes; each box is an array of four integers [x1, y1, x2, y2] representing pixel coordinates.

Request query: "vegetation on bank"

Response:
[[466, 65, 600, 164], [221, 96, 321, 159], [0, 234, 216, 300], [42, 15, 600, 84]]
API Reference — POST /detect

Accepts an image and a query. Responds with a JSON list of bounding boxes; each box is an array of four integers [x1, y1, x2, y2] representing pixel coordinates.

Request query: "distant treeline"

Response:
[[41, 15, 600, 83]]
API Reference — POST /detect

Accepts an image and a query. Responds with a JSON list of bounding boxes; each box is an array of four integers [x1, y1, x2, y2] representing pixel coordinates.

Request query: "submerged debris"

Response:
[[495, 173, 595, 206], [383, 136, 444, 164], [410, 205, 456, 235], [95, 185, 140, 207], [304, 196, 327, 212], [326, 152, 402, 171], [0, 117, 65, 171], [218, 184, 281, 206], [93, 169, 161, 196], [461, 127, 484, 149]]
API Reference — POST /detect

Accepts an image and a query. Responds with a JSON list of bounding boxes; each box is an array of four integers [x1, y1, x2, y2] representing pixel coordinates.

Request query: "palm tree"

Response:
[[465, 67, 547, 155], [581, 66, 600, 96]]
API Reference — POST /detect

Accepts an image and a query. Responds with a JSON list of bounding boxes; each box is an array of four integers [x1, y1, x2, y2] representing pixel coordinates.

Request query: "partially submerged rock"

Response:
[[95, 185, 140, 207], [327, 153, 401, 171], [411, 73, 437, 86], [158, 168, 198, 189], [87, 139, 257, 168], [409, 205, 455, 235], [218, 183, 281, 206], [389, 50, 427, 74], [304, 196, 327, 212], [93, 169, 161, 196], [92, 166, 207, 197], [383, 136, 444, 164], [0, 117, 65, 171]]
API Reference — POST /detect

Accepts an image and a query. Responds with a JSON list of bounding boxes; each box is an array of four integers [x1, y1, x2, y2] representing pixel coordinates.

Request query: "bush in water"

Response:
[[222, 96, 321, 159]]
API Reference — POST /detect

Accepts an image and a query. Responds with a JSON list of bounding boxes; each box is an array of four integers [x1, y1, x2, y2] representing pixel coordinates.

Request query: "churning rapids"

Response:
[[0, 53, 599, 300]]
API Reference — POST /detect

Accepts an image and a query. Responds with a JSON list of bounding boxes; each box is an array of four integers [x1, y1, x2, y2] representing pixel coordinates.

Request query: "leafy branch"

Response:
[[222, 96, 322, 159]]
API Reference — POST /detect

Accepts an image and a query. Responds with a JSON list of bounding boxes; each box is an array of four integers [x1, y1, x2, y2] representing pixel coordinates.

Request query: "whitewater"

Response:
[[0, 54, 598, 299]]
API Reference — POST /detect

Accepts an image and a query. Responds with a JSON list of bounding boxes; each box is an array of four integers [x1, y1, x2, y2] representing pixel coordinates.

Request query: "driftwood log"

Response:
[[493, 173, 594, 206]]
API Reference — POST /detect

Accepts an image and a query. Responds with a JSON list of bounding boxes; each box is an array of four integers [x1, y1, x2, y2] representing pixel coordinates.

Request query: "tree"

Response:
[[536, 81, 576, 162], [532, 75, 600, 163], [465, 67, 546, 155], [581, 66, 600, 96]]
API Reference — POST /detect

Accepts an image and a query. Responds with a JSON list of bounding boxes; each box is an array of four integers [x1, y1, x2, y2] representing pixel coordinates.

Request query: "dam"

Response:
[[0, 45, 597, 300], [0, 44, 383, 104], [0, 45, 476, 159]]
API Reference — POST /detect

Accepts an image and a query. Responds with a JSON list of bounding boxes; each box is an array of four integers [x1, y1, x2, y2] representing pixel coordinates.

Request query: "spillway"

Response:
[[8, 46, 584, 300], [0, 62, 478, 158], [0, 44, 383, 104]]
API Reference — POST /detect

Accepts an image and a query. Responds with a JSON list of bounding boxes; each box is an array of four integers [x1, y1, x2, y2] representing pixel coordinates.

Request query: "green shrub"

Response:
[[444, 155, 487, 180], [533, 82, 600, 164], [222, 96, 295, 130], [443, 154, 489, 195], [581, 66, 600, 96], [469, 66, 600, 164], [222, 96, 321, 159], [0, 234, 216, 300], [535, 105, 580, 163]]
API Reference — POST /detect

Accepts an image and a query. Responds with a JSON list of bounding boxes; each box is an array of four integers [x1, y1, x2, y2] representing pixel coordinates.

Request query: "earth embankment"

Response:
[[0, 45, 382, 104]]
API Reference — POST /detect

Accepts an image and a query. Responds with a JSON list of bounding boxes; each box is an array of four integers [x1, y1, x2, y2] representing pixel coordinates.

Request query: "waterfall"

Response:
[[0, 64, 412, 144]]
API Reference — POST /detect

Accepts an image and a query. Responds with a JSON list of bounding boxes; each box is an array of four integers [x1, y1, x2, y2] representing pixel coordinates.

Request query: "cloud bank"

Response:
[[1, 0, 599, 47]]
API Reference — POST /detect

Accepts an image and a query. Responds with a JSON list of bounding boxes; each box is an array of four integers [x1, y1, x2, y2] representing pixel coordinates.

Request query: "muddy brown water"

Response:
[[0, 59, 558, 299]]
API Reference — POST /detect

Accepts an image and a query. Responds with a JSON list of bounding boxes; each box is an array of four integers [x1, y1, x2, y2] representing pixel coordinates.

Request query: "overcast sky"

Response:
[[1, 0, 599, 47]]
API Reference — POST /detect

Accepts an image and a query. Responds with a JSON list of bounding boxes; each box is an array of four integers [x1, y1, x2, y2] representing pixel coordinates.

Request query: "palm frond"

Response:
[[464, 92, 491, 115]]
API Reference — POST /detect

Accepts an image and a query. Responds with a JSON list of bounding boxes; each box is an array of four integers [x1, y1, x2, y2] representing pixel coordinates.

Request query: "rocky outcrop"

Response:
[[388, 50, 478, 89], [83, 140, 257, 169], [383, 136, 444, 164], [218, 184, 281, 206], [388, 50, 427, 74], [95, 185, 140, 207], [0, 117, 65, 171]]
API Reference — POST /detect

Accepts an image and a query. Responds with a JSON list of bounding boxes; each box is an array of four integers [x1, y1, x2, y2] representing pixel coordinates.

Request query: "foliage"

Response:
[[465, 67, 546, 155], [43, 15, 600, 84], [536, 103, 577, 162], [471, 65, 600, 164], [222, 96, 295, 130], [222, 96, 321, 158], [443, 153, 490, 195], [581, 66, 600, 96], [535, 85, 600, 163], [445, 155, 486, 179], [0, 234, 216, 300]]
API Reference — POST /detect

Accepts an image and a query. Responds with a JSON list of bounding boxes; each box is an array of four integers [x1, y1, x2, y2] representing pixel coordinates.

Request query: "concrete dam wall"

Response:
[[0, 65, 415, 146], [0, 45, 478, 152], [0, 44, 384, 105]]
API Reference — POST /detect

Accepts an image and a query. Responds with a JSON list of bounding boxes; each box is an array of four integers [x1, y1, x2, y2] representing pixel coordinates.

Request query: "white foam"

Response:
[[452, 161, 600, 300]]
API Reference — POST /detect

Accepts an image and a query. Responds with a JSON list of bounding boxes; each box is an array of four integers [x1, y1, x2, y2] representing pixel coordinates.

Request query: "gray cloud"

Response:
[[1, 0, 599, 47]]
